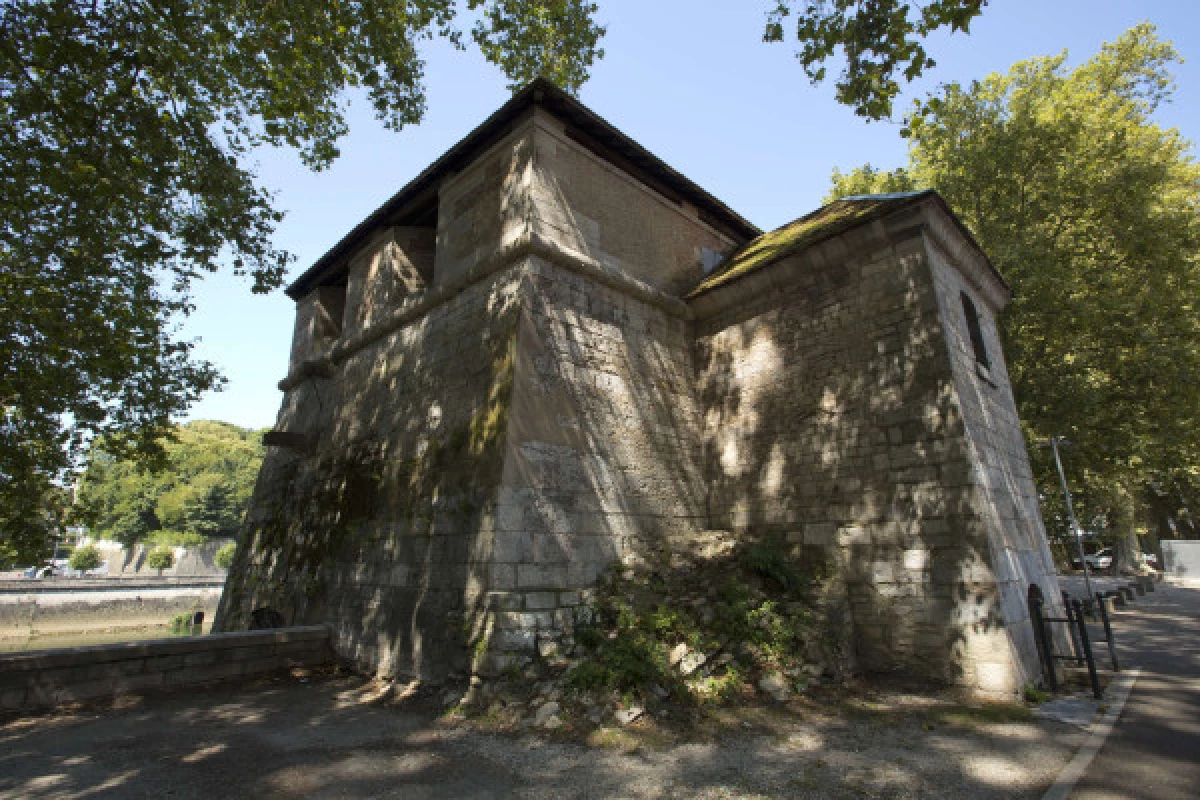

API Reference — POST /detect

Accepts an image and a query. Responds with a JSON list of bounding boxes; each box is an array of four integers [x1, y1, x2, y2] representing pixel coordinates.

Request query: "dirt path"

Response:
[[0, 672, 1085, 799]]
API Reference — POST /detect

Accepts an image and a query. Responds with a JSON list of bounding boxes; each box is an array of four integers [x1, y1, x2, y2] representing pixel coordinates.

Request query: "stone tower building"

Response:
[[216, 79, 1064, 695]]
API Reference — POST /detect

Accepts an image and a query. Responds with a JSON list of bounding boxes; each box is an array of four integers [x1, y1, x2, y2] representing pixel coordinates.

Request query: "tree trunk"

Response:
[[1111, 486, 1141, 575]]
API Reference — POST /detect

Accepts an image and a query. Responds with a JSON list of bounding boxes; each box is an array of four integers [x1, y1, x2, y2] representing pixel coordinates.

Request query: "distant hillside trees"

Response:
[[77, 421, 264, 547]]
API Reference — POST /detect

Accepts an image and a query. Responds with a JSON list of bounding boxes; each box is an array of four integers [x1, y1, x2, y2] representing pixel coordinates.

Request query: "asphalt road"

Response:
[[1059, 577, 1200, 799]]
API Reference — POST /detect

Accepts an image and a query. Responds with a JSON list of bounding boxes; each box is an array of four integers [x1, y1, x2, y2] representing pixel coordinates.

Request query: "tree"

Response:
[[0, 1, 604, 560], [68, 543, 101, 572], [0, 480, 71, 566], [146, 547, 175, 575], [764, 1, 989, 119], [828, 163, 916, 198], [829, 25, 1200, 571], [76, 420, 262, 545], [214, 541, 237, 570]]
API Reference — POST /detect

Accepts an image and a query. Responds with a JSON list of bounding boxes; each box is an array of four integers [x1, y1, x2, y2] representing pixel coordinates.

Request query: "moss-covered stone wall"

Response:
[[217, 263, 523, 680], [691, 206, 1059, 695]]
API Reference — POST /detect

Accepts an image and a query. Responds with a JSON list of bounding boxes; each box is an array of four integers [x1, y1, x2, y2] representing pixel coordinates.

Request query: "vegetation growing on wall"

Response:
[[562, 538, 835, 707]]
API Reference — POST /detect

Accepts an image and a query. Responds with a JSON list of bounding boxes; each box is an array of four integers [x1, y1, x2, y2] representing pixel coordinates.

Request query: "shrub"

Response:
[[68, 544, 102, 572], [1023, 684, 1049, 704], [146, 529, 205, 548], [742, 538, 805, 594], [146, 547, 175, 573], [214, 542, 237, 570]]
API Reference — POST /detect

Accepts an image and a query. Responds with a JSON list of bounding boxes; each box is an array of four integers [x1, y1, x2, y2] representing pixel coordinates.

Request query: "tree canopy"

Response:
[[828, 24, 1200, 567], [765, 1, 989, 119], [76, 420, 264, 548], [0, 0, 604, 560]]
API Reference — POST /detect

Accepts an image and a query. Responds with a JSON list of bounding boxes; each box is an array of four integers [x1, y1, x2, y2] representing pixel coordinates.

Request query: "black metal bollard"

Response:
[[1063, 591, 1083, 660], [1095, 592, 1120, 672], [1072, 598, 1102, 699], [1030, 592, 1058, 693]]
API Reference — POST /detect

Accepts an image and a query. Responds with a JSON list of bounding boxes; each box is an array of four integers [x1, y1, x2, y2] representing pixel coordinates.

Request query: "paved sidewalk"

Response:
[[1058, 577, 1200, 799]]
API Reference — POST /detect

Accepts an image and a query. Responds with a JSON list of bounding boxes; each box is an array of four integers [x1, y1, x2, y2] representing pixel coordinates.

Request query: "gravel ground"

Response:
[[0, 671, 1086, 799]]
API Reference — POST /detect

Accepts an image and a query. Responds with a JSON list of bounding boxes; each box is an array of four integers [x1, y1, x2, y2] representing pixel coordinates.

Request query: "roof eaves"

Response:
[[285, 78, 761, 300]]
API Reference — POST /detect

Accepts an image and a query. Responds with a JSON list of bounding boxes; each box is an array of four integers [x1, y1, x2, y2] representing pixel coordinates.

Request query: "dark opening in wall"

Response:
[[960, 291, 990, 368]]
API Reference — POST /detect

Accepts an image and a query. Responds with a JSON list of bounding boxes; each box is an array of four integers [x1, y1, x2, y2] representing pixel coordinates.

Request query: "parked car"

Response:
[[1070, 547, 1113, 571], [1086, 548, 1114, 570]]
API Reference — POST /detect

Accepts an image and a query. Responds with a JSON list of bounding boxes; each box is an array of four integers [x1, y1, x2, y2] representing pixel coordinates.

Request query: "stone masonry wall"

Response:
[[528, 117, 739, 296], [925, 224, 1064, 691], [223, 97, 1061, 695], [481, 255, 706, 667], [217, 263, 523, 681], [435, 127, 535, 288], [343, 226, 435, 338], [0, 626, 330, 713], [693, 211, 1031, 692]]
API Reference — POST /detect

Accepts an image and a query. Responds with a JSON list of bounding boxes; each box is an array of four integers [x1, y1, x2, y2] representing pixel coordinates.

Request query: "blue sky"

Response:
[[180, 0, 1200, 430]]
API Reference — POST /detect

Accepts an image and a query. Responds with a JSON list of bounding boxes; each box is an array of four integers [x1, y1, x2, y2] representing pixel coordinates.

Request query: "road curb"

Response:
[[1041, 667, 1141, 800]]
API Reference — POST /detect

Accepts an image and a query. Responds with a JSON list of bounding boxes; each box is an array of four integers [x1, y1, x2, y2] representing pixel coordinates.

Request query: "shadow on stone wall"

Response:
[[217, 258, 523, 680], [694, 238, 1016, 690]]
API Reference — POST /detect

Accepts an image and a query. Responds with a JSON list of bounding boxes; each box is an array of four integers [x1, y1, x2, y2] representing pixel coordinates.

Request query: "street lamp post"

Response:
[[1049, 436, 1093, 601]]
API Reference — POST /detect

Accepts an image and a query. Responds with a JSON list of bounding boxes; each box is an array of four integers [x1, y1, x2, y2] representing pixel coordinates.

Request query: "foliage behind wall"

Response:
[[77, 421, 264, 547]]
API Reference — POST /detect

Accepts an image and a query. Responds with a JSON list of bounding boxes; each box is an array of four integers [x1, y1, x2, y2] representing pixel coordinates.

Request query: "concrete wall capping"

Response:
[[0, 626, 330, 672]]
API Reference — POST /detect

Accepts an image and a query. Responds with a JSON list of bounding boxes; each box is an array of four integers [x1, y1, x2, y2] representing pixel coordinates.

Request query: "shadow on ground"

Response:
[[1058, 579, 1200, 799], [0, 669, 1087, 800]]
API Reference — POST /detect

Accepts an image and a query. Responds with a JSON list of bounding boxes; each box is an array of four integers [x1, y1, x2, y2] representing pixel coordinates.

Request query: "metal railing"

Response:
[[1029, 588, 1120, 699]]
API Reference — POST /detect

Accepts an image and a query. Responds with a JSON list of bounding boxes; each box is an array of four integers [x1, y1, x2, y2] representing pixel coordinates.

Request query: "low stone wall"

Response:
[[90, 538, 233, 578], [0, 580, 224, 641], [0, 626, 331, 713]]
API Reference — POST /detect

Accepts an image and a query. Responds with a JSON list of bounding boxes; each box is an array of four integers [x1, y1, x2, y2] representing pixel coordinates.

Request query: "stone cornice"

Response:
[[278, 231, 692, 392]]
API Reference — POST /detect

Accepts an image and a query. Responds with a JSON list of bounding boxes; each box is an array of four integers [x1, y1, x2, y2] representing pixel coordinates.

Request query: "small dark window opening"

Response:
[[960, 291, 991, 368]]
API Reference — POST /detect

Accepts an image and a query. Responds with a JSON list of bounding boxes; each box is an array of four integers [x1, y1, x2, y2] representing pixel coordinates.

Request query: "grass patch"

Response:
[[1023, 683, 1050, 704], [934, 702, 1033, 727]]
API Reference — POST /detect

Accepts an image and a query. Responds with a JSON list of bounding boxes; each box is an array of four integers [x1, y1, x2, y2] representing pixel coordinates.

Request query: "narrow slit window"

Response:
[[960, 291, 991, 368]]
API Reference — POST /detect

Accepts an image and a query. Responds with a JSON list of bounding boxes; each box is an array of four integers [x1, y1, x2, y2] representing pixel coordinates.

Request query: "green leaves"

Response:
[[67, 544, 101, 572], [0, 1, 604, 556], [470, 0, 605, 95], [765, 1, 989, 120], [75, 421, 264, 547], [831, 24, 1200, 557]]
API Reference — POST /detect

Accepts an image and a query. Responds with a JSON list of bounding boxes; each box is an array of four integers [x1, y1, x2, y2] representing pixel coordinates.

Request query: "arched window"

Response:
[[960, 291, 990, 368]]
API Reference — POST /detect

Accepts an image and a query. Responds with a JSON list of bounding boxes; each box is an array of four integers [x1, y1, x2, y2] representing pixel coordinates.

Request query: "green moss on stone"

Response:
[[688, 196, 910, 298]]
